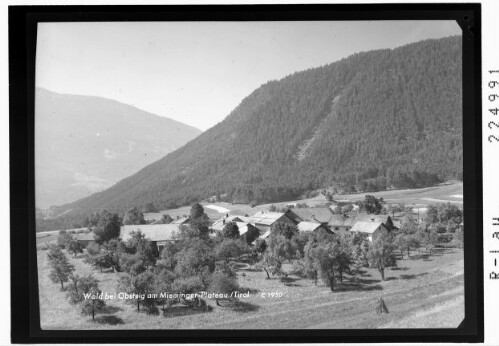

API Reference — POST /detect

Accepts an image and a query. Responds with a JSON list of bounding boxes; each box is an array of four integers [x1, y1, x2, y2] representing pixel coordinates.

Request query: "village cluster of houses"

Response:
[[93, 207, 398, 253]]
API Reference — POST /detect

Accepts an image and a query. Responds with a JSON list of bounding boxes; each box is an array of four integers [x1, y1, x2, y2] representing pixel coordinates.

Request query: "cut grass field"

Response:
[[144, 181, 463, 222], [335, 181, 463, 207], [38, 246, 463, 330]]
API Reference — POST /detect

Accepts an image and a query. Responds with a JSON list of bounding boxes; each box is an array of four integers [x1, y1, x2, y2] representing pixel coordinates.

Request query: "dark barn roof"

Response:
[[292, 207, 334, 224], [328, 213, 393, 228]]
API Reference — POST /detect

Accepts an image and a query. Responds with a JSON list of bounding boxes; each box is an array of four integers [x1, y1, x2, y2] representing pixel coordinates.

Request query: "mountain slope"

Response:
[[51, 36, 463, 221], [35, 88, 201, 208]]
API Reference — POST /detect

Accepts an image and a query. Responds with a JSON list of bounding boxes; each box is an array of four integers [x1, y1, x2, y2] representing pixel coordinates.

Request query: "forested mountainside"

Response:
[[35, 88, 201, 209], [46, 36, 462, 226]]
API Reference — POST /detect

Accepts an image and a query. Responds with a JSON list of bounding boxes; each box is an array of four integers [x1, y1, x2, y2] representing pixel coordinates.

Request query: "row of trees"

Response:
[[257, 222, 397, 290], [257, 200, 464, 290], [47, 245, 106, 321], [392, 202, 464, 257], [50, 200, 463, 320]]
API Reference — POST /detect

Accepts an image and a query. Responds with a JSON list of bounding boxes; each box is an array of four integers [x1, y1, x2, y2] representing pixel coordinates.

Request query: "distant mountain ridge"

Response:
[[47, 36, 463, 225], [35, 88, 201, 209]]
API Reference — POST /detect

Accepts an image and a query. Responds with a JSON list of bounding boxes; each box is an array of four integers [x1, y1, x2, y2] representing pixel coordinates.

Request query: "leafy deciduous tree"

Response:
[[117, 271, 156, 312], [222, 222, 240, 239], [93, 210, 121, 243], [367, 233, 397, 281], [123, 207, 146, 225], [48, 250, 75, 289], [359, 195, 384, 215]]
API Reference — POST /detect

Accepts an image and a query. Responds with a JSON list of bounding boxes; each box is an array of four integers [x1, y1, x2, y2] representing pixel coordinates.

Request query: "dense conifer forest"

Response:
[[40, 36, 462, 229]]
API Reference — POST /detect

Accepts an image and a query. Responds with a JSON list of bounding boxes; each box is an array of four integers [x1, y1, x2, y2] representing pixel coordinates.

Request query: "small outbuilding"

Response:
[[120, 224, 181, 252], [297, 221, 333, 234], [211, 215, 249, 232], [236, 222, 261, 244], [75, 232, 95, 248]]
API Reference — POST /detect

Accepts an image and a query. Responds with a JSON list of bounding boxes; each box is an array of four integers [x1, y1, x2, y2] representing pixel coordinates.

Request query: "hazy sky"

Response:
[[36, 21, 461, 131]]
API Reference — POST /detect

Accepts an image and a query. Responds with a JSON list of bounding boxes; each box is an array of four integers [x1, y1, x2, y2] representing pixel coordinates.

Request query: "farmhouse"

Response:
[[120, 224, 181, 252], [248, 210, 302, 233], [211, 216, 260, 244], [327, 214, 351, 234], [297, 221, 333, 234], [349, 221, 389, 242], [211, 215, 249, 232], [351, 214, 396, 231], [328, 213, 396, 235], [235, 222, 261, 244], [75, 232, 95, 248]]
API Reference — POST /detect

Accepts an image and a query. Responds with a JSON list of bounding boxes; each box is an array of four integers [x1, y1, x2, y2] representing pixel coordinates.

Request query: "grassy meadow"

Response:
[[144, 181, 463, 222], [38, 245, 463, 330]]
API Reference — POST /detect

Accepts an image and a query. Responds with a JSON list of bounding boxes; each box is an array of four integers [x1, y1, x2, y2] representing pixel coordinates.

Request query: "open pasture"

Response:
[[37, 246, 463, 330], [145, 181, 463, 222]]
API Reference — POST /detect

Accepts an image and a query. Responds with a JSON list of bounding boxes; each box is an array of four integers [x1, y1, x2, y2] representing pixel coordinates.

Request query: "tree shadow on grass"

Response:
[[237, 286, 259, 294], [225, 299, 260, 313], [390, 266, 410, 271], [94, 315, 124, 325], [162, 304, 212, 318], [335, 281, 383, 292], [400, 272, 428, 280], [101, 305, 123, 314], [240, 267, 262, 273], [145, 306, 160, 315], [410, 253, 431, 261], [355, 269, 375, 278], [350, 277, 381, 285], [433, 247, 452, 254], [280, 276, 301, 286]]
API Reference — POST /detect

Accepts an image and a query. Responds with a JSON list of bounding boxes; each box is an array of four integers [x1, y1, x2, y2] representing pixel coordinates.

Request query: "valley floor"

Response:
[[38, 247, 464, 330], [143, 181, 463, 222]]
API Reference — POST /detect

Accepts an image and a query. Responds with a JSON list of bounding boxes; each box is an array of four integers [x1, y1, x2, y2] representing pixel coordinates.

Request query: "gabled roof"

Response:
[[328, 214, 349, 226], [120, 224, 181, 242], [352, 214, 392, 225], [171, 216, 190, 225], [235, 222, 259, 236], [350, 221, 386, 234], [283, 209, 303, 224], [297, 221, 323, 232], [292, 208, 334, 224], [328, 213, 393, 227], [75, 232, 95, 241], [248, 212, 286, 226], [211, 215, 249, 231]]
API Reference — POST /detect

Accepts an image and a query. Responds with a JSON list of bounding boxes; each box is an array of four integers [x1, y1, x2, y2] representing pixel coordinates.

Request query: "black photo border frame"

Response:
[[9, 3, 483, 343]]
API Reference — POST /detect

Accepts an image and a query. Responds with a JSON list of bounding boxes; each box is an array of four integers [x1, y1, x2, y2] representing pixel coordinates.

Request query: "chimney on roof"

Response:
[[223, 218, 225, 225]]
